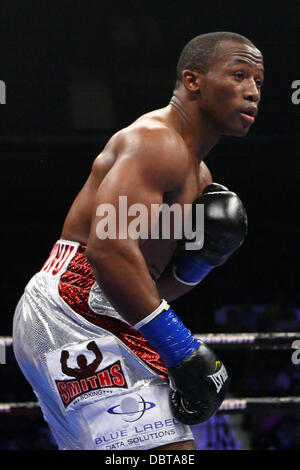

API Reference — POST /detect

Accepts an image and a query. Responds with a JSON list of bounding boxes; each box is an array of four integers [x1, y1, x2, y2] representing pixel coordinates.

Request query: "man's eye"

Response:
[[233, 72, 244, 80]]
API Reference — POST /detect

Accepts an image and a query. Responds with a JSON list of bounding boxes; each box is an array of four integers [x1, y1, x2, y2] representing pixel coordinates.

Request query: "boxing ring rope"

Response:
[[0, 337, 13, 348], [0, 397, 299, 416], [1, 332, 300, 416], [1, 332, 300, 350], [195, 332, 300, 349]]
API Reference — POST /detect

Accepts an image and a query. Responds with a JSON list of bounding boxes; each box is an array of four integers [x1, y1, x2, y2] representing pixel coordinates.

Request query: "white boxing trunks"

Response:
[[12, 240, 193, 450]]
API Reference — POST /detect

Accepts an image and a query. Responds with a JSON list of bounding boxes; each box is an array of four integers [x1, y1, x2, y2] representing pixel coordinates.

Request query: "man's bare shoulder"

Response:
[[95, 116, 192, 191]]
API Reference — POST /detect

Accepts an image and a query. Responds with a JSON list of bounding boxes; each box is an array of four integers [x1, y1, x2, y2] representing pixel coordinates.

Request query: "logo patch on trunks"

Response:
[[107, 394, 156, 422], [47, 337, 130, 410]]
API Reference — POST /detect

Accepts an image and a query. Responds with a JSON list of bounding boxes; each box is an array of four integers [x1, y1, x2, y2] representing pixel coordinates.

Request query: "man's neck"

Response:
[[168, 92, 221, 160]]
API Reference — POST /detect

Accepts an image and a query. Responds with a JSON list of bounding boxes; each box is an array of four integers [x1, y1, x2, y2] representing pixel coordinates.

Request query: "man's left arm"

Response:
[[156, 161, 212, 301], [156, 181, 248, 302], [155, 248, 195, 301]]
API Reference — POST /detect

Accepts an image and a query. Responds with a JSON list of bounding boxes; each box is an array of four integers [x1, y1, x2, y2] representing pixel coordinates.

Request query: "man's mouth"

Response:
[[239, 106, 258, 124]]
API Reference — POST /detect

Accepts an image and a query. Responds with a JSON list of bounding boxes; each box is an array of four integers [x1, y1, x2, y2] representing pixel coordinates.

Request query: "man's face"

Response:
[[199, 40, 264, 137]]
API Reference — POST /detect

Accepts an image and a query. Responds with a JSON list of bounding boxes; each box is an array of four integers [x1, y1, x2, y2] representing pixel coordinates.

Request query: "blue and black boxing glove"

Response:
[[134, 300, 229, 425], [173, 182, 248, 285]]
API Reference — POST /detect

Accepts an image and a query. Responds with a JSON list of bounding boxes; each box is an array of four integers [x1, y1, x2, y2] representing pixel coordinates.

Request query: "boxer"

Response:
[[13, 31, 263, 450]]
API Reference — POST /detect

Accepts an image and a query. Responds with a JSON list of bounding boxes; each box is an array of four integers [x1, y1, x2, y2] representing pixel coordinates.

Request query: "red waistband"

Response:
[[41, 240, 86, 277]]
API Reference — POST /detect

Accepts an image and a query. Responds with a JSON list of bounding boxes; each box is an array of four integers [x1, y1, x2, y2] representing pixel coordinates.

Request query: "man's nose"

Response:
[[244, 79, 260, 102]]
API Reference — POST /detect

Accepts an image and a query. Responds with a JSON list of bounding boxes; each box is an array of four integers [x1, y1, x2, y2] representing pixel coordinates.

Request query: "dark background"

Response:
[[1, 0, 299, 335], [0, 0, 299, 451]]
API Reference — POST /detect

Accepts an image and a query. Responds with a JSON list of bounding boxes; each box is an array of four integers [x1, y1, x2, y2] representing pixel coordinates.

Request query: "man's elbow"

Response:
[[85, 241, 110, 268], [86, 238, 137, 273]]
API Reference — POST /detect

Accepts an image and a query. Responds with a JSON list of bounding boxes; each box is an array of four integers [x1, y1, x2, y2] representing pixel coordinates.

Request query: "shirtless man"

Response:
[[13, 32, 264, 450]]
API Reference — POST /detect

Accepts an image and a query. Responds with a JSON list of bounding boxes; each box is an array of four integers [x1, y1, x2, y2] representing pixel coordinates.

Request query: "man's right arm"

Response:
[[85, 127, 189, 325]]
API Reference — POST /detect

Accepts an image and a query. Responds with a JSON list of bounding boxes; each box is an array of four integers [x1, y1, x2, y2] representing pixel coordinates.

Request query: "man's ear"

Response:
[[181, 69, 204, 93]]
